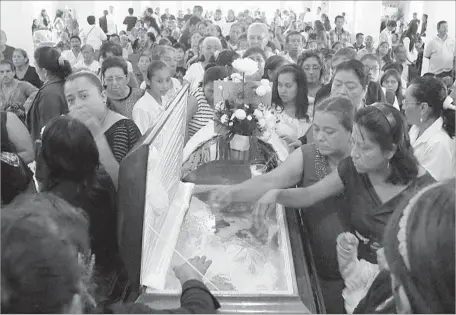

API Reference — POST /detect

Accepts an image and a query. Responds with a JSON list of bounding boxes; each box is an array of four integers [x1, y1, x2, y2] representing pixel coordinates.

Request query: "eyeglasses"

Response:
[[104, 76, 126, 83], [303, 65, 321, 72], [364, 65, 379, 73]]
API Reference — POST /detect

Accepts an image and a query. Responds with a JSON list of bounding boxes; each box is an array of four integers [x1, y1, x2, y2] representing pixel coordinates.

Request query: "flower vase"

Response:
[[230, 134, 250, 151]]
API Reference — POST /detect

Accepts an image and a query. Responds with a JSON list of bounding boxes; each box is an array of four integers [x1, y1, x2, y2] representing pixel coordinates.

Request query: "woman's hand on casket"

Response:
[[174, 255, 213, 285], [252, 189, 280, 237]]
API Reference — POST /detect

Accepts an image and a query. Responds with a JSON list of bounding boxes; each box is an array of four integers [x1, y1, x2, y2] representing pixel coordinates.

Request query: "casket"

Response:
[[118, 85, 326, 313]]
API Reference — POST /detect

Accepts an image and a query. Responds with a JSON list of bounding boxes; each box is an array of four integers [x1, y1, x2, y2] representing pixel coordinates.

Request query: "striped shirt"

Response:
[[188, 87, 215, 138]]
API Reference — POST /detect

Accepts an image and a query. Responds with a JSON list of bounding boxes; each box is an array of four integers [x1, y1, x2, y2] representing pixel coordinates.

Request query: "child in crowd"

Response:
[[132, 61, 172, 134], [135, 52, 152, 88]]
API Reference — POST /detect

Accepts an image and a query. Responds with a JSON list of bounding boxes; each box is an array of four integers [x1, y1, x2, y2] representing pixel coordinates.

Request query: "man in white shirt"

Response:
[[423, 20, 456, 77], [61, 35, 83, 67], [80, 15, 107, 51], [213, 9, 232, 37], [357, 35, 376, 59], [74, 44, 100, 72], [379, 20, 397, 48], [106, 6, 117, 36], [283, 31, 305, 63], [237, 23, 274, 58]]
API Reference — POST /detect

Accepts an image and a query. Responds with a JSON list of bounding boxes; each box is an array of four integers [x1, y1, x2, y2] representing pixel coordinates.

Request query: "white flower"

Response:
[[260, 79, 270, 86], [218, 84, 223, 90], [231, 73, 243, 81], [256, 85, 267, 97], [247, 115, 252, 121], [258, 103, 265, 111], [229, 122, 233, 126], [258, 118, 266, 128], [221, 114, 229, 124], [223, 77, 229, 82], [234, 109, 247, 120], [215, 101, 225, 111], [232, 58, 258, 76], [261, 130, 272, 140], [266, 119, 276, 129], [253, 109, 263, 118]]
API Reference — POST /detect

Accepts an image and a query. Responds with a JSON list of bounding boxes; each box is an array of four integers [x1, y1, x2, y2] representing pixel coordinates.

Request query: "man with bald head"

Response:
[[237, 23, 274, 57], [0, 30, 15, 62]]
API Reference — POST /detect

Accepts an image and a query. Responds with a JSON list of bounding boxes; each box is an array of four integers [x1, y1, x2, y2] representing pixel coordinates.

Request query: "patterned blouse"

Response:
[[104, 119, 141, 163], [188, 87, 215, 138], [107, 87, 144, 120]]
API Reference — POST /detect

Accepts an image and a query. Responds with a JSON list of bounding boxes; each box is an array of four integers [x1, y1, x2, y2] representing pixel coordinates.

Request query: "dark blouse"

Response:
[[104, 119, 141, 163], [44, 167, 129, 303], [15, 65, 43, 88], [337, 157, 435, 263], [26, 79, 68, 141], [300, 144, 350, 314], [300, 144, 350, 279]]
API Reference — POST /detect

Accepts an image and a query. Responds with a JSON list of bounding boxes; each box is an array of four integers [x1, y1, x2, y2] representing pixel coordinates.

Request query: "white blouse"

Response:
[[183, 62, 205, 91], [132, 91, 165, 135], [409, 117, 456, 181]]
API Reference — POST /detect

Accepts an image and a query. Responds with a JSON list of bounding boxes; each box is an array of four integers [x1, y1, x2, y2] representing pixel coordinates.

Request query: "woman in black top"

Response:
[[12, 48, 43, 88], [35, 115, 129, 305], [27, 46, 72, 141], [64, 70, 141, 188]]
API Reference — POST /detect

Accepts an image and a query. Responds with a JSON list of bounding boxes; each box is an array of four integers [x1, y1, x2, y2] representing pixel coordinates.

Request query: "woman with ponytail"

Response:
[[403, 76, 455, 180], [232, 103, 435, 267], [35, 115, 129, 306], [27, 46, 72, 141]]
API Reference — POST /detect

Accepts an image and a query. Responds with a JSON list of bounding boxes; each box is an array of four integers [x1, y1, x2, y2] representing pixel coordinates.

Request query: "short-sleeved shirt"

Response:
[[104, 118, 141, 163], [15, 65, 43, 88], [337, 157, 435, 263], [423, 35, 456, 75], [123, 15, 138, 32], [329, 28, 351, 47], [188, 87, 215, 138]]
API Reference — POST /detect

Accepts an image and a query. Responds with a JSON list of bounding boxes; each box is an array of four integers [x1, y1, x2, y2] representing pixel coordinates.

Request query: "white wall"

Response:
[[353, 1, 383, 44], [1, 1, 36, 59]]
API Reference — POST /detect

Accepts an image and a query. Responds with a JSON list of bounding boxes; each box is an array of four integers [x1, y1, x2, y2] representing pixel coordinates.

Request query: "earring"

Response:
[[419, 116, 423, 123]]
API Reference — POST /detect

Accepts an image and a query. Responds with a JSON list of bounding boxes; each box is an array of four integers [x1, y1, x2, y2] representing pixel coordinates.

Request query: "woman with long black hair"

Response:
[[35, 115, 129, 306]]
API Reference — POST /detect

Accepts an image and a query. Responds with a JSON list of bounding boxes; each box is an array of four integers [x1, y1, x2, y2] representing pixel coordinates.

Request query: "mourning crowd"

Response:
[[0, 4, 455, 314]]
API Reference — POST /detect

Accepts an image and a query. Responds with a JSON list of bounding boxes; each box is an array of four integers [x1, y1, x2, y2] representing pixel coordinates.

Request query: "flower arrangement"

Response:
[[213, 58, 273, 151], [215, 80, 272, 139]]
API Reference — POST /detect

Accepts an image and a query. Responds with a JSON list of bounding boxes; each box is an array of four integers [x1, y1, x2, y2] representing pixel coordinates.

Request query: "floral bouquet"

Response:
[[213, 58, 273, 151]]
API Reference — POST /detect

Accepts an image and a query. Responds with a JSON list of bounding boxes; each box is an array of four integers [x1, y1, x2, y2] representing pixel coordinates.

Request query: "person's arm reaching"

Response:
[[210, 147, 305, 211], [275, 169, 344, 208], [6, 112, 34, 164]]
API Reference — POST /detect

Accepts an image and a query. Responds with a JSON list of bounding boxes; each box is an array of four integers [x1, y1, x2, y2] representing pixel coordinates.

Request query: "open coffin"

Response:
[[118, 85, 325, 313]]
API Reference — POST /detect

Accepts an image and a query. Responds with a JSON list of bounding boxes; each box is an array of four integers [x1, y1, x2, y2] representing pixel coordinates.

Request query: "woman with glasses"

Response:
[[402, 76, 455, 180], [100, 56, 144, 120]]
